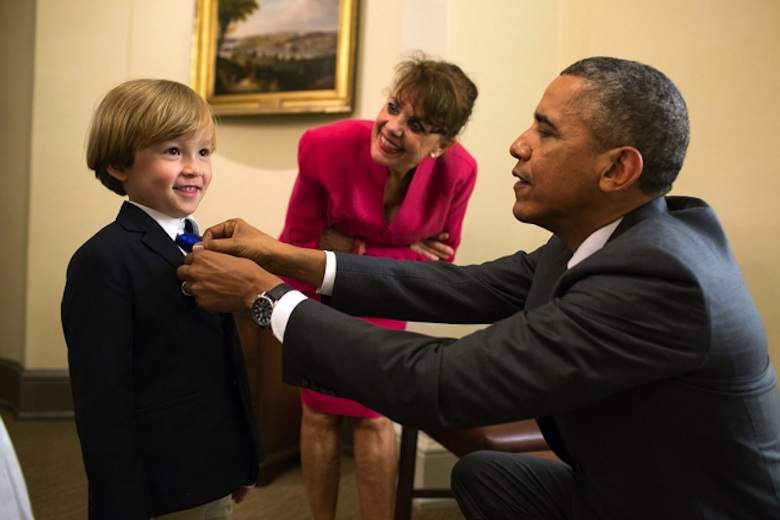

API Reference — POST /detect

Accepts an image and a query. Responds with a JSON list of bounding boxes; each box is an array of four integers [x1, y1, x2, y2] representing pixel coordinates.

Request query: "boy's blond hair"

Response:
[[87, 79, 215, 195]]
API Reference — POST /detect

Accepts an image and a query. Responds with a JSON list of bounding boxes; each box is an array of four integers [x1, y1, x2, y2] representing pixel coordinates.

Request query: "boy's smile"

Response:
[[108, 130, 213, 218]]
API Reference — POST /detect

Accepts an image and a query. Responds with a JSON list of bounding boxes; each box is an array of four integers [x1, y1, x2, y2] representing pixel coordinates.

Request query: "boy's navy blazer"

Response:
[[62, 202, 260, 519]]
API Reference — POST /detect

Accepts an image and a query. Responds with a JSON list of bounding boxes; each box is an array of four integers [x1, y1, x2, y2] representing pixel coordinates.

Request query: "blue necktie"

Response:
[[175, 219, 201, 252]]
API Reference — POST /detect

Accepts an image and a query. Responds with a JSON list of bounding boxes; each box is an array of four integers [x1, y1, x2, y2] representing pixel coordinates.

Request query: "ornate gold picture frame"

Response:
[[192, 0, 359, 115]]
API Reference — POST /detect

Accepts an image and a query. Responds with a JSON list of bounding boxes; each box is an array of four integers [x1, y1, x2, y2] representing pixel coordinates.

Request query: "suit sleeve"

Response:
[[61, 246, 150, 519], [326, 251, 539, 324], [284, 253, 709, 431]]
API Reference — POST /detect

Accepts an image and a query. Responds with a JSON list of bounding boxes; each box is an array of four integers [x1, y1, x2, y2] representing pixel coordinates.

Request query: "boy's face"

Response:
[[108, 129, 213, 218]]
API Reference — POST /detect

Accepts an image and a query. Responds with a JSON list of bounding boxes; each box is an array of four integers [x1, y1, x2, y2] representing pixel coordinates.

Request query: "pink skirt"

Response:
[[301, 389, 382, 418], [301, 316, 405, 419]]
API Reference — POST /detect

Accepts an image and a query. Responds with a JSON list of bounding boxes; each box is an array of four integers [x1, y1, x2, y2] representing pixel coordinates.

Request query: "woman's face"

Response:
[[370, 97, 448, 176]]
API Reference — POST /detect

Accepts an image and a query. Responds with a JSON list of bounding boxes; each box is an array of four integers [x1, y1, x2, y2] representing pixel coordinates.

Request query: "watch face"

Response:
[[250, 295, 273, 328]]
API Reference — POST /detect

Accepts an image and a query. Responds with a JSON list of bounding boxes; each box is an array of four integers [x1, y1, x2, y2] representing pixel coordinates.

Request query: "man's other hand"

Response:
[[177, 249, 282, 313], [201, 218, 280, 266]]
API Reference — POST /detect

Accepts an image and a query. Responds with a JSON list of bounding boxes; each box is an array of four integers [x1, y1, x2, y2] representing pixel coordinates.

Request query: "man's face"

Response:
[[509, 75, 611, 236]]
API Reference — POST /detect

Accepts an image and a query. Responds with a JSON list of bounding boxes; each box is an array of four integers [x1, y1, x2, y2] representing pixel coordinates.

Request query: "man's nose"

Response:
[[510, 137, 531, 160]]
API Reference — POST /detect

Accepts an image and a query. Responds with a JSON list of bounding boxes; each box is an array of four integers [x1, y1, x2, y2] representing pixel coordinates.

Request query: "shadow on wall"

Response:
[[197, 154, 298, 236]]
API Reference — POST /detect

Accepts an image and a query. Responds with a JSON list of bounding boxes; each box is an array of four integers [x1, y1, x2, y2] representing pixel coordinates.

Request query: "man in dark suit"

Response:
[[179, 57, 780, 518]]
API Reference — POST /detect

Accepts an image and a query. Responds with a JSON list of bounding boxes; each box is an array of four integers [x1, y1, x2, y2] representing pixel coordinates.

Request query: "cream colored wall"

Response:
[[16, 0, 780, 369], [447, 0, 559, 265], [556, 0, 780, 367], [407, 0, 560, 339], [0, 0, 35, 363], [23, 0, 405, 368], [27, 0, 143, 368]]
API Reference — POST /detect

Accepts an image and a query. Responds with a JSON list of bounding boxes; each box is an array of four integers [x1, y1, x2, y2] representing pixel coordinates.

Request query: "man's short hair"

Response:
[[561, 57, 689, 195], [86, 79, 215, 196]]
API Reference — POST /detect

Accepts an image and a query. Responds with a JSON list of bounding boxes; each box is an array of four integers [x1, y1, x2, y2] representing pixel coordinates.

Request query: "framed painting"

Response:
[[192, 0, 359, 115]]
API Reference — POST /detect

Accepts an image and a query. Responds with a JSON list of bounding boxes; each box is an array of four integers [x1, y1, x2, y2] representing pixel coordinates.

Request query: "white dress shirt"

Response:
[[567, 218, 622, 269], [128, 201, 198, 254]]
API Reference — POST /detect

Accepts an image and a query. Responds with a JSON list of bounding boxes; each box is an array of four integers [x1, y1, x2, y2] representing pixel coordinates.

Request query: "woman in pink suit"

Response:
[[280, 56, 478, 520]]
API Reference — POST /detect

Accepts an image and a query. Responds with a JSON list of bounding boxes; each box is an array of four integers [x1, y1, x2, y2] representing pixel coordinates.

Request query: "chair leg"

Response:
[[394, 426, 419, 520]]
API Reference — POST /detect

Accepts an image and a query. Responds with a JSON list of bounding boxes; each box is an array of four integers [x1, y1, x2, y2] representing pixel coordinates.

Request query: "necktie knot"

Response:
[[176, 219, 201, 252], [175, 232, 201, 252]]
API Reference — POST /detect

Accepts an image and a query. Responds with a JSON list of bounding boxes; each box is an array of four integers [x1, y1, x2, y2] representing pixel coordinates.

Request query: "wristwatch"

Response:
[[249, 283, 293, 328]]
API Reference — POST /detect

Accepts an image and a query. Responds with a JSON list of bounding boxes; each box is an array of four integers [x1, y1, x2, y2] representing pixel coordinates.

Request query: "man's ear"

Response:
[[599, 146, 643, 192], [106, 165, 128, 182]]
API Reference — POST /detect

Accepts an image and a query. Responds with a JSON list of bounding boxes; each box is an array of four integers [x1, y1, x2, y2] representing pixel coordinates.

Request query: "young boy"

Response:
[[61, 79, 259, 520]]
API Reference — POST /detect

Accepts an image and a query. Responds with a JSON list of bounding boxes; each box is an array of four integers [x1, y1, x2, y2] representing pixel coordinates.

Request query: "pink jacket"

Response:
[[280, 119, 477, 328]]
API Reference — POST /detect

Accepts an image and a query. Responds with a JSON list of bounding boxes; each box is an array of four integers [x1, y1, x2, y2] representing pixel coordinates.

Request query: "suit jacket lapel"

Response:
[[116, 202, 184, 268], [526, 236, 572, 310], [534, 197, 669, 465], [524, 236, 574, 462], [526, 200, 668, 315]]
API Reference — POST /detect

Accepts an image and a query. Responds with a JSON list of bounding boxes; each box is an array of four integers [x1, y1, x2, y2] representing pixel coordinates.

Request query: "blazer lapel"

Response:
[[116, 202, 184, 268], [525, 236, 574, 464], [535, 197, 669, 465], [526, 236, 572, 310]]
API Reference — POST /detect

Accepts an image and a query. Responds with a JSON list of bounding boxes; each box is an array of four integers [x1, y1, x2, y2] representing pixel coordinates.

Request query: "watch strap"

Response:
[[264, 282, 293, 302]]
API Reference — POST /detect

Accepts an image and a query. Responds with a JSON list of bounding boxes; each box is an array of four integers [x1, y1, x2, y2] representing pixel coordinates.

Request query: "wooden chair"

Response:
[[393, 420, 554, 520]]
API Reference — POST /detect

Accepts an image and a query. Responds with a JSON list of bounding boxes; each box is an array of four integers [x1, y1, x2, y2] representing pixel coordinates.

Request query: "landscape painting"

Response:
[[192, 0, 359, 115]]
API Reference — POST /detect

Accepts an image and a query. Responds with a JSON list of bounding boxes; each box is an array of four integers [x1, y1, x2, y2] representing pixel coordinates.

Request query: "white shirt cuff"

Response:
[[317, 250, 337, 296], [271, 290, 308, 342]]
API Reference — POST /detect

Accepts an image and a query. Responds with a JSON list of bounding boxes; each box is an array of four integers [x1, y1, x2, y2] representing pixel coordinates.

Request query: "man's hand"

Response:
[[410, 232, 454, 261], [202, 218, 280, 265], [197, 217, 328, 288], [177, 249, 283, 313]]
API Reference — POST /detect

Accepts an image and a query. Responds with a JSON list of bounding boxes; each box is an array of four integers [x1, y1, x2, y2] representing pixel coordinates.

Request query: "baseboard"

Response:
[[0, 358, 73, 418], [0, 358, 20, 411]]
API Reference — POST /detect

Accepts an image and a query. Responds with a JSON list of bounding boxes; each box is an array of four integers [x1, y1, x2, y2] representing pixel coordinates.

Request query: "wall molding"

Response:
[[0, 358, 73, 418]]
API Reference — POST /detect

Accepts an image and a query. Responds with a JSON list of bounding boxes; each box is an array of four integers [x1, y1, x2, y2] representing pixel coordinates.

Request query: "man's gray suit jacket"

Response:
[[282, 196, 780, 518]]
